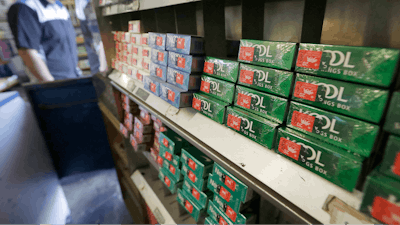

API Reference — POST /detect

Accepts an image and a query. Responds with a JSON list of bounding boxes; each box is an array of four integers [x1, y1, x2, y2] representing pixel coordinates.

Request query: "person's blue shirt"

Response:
[[7, 0, 81, 80]]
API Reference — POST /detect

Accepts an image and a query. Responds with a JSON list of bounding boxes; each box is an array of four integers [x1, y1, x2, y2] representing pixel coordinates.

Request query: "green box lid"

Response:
[[384, 92, 400, 136], [193, 93, 229, 124], [203, 57, 239, 82], [379, 135, 400, 182], [200, 75, 235, 103], [183, 176, 213, 209]]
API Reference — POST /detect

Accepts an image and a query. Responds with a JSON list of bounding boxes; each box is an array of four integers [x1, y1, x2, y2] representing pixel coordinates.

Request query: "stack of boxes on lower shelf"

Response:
[[120, 93, 139, 138], [150, 114, 168, 165], [130, 106, 153, 152]]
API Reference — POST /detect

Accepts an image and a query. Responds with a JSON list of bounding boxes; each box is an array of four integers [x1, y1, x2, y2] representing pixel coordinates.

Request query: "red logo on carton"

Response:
[[169, 164, 176, 175], [226, 205, 237, 222], [164, 176, 171, 187], [156, 68, 162, 78], [150, 83, 156, 93], [120, 124, 128, 138], [141, 37, 147, 45], [204, 62, 214, 74], [296, 50, 323, 70], [237, 93, 251, 109], [371, 196, 400, 224], [219, 186, 231, 202], [200, 81, 210, 93], [176, 73, 184, 85], [157, 156, 163, 166], [123, 55, 127, 63], [227, 114, 241, 131], [131, 36, 136, 44], [130, 134, 136, 147], [142, 49, 148, 57], [135, 131, 140, 140], [291, 111, 315, 133], [165, 151, 172, 161], [156, 36, 163, 46], [278, 137, 301, 161], [192, 188, 200, 200], [185, 200, 193, 213], [137, 72, 142, 81], [294, 81, 318, 102], [133, 47, 138, 54], [158, 52, 164, 62], [224, 176, 236, 192], [239, 70, 254, 84], [219, 216, 228, 225], [132, 58, 137, 66], [177, 38, 185, 49], [192, 98, 201, 111], [163, 138, 169, 147], [168, 90, 175, 102], [188, 170, 196, 183], [188, 158, 196, 171], [392, 152, 400, 176], [177, 57, 185, 68], [239, 46, 255, 61]]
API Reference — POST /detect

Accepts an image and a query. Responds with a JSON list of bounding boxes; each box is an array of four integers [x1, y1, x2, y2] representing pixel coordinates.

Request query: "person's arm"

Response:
[[18, 49, 54, 82]]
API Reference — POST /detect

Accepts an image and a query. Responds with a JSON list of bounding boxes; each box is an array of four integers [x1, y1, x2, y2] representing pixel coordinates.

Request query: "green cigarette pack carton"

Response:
[[292, 73, 389, 123], [177, 188, 204, 222], [295, 43, 400, 87], [212, 193, 247, 223], [192, 93, 229, 124], [207, 200, 256, 225], [225, 106, 279, 149], [182, 176, 213, 209], [238, 39, 297, 70], [203, 57, 239, 82], [159, 145, 181, 167], [275, 128, 363, 191], [287, 101, 379, 157], [159, 167, 182, 194], [200, 75, 235, 103], [163, 159, 183, 181], [159, 130, 191, 154], [181, 164, 208, 191], [238, 63, 294, 97], [205, 216, 218, 224], [181, 147, 214, 179], [360, 172, 400, 224], [234, 85, 288, 123], [208, 173, 255, 203], [379, 135, 400, 182], [213, 192, 253, 214], [384, 92, 400, 136]]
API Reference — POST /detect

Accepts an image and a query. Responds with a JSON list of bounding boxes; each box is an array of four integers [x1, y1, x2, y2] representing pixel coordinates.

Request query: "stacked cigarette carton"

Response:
[[130, 106, 154, 152], [119, 93, 139, 138], [150, 113, 168, 165]]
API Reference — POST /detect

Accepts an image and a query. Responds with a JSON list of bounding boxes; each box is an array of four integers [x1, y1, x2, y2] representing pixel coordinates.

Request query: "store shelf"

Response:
[[108, 71, 365, 224]]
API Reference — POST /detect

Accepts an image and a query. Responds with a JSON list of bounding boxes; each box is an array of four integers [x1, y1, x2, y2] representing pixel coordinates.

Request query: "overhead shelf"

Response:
[[108, 70, 367, 224]]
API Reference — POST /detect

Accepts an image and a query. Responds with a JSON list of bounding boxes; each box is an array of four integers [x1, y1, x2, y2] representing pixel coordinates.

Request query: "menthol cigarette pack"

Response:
[[150, 48, 168, 66], [143, 75, 163, 97], [181, 147, 213, 179], [163, 159, 183, 182], [234, 85, 288, 123], [166, 67, 201, 91], [159, 167, 182, 194], [208, 174, 255, 204], [360, 171, 400, 224], [149, 62, 167, 81], [225, 106, 278, 149], [295, 43, 400, 87], [159, 82, 194, 109], [168, 51, 204, 73], [384, 92, 400, 136], [200, 75, 235, 103], [159, 130, 190, 154], [182, 176, 213, 209], [238, 63, 294, 97], [181, 164, 207, 190], [292, 73, 389, 123], [238, 39, 297, 70], [379, 135, 400, 182], [287, 101, 379, 157], [166, 33, 205, 55], [159, 145, 181, 168], [275, 128, 364, 191], [212, 193, 248, 224], [141, 33, 149, 46], [177, 188, 204, 222], [207, 200, 256, 225], [203, 57, 239, 82], [148, 32, 166, 50], [192, 93, 229, 124]]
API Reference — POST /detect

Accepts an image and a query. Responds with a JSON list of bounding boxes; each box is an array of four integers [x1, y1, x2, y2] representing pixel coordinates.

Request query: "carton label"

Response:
[[150, 83, 156, 93], [225, 205, 237, 222], [178, 57, 186, 68], [132, 58, 137, 66], [133, 47, 138, 54], [204, 62, 214, 74], [227, 114, 241, 131], [278, 137, 301, 161], [371, 196, 400, 224], [188, 170, 196, 183], [156, 68, 162, 78], [169, 164, 176, 175], [237, 93, 251, 109], [165, 151, 172, 161], [157, 156, 163, 166], [156, 36, 163, 46], [158, 52, 164, 62], [200, 81, 211, 93], [177, 38, 185, 49], [188, 158, 196, 171], [136, 72, 142, 81], [131, 36, 136, 44], [239, 46, 254, 61], [193, 98, 201, 111], [143, 49, 149, 57], [185, 200, 193, 213], [168, 90, 175, 102], [219, 186, 231, 202], [192, 188, 200, 200], [239, 70, 254, 84], [224, 176, 236, 192], [141, 37, 147, 45], [164, 176, 171, 187], [163, 138, 169, 147], [176, 73, 184, 85], [294, 81, 318, 101], [291, 111, 315, 132], [393, 152, 400, 176]]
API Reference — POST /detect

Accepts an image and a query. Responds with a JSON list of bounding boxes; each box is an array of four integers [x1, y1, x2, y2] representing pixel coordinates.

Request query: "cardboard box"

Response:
[[128, 20, 140, 33], [159, 130, 190, 154], [379, 135, 400, 182], [287, 101, 379, 157], [130, 33, 141, 45], [207, 200, 237, 225], [166, 33, 205, 55], [143, 75, 163, 97], [141, 46, 151, 59], [159, 145, 181, 168], [159, 82, 194, 108], [384, 92, 400, 136], [163, 159, 183, 182], [180, 147, 213, 179], [149, 62, 167, 81], [150, 48, 168, 66], [295, 43, 400, 87], [238, 39, 297, 70], [166, 67, 201, 91], [292, 73, 389, 123], [131, 56, 139, 67], [225, 106, 279, 149], [149, 32, 166, 50], [360, 172, 400, 224], [159, 167, 182, 194], [130, 134, 151, 152], [134, 117, 152, 134], [133, 129, 153, 144], [212, 194, 248, 223], [208, 174, 255, 204], [168, 51, 204, 73], [213, 192, 242, 214], [182, 176, 213, 209], [192, 93, 229, 124], [134, 69, 149, 83], [200, 75, 235, 103], [177, 188, 204, 222], [203, 57, 239, 82], [238, 63, 294, 97], [234, 85, 288, 123], [131, 44, 142, 58], [275, 128, 364, 191], [181, 164, 208, 191]]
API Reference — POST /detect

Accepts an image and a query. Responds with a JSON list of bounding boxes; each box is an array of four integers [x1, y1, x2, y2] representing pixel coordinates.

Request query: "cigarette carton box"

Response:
[[128, 20, 140, 33], [133, 129, 153, 144], [168, 51, 204, 73], [192, 93, 229, 124], [149, 62, 167, 81], [287, 101, 379, 157], [130, 134, 151, 152], [212, 194, 248, 224], [379, 135, 400, 182], [182, 176, 213, 209], [200, 75, 235, 103], [213, 192, 242, 215], [130, 33, 141, 45], [148, 32, 166, 50], [208, 174, 255, 203], [205, 216, 218, 224], [141, 58, 150, 72], [207, 200, 256, 225], [203, 57, 239, 82], [167, 67, 201, 91], [159, 130, 190, 154], [150, 48, 168, 66], [143, 76, 163, 97], [141, 33, 149, 46], [292, 73, 389, 123], [141, 46, 151, 59], [181, 164, 207, 190], [159, 82, 194, 108], [177, 188, 204, 222], [131, 56, 139, 67], [166, 33, 205, 55], [131, 44, 142, 58], [238, 63, 294, 97], [134, 117, 152, 134], [234, 85, 288, 123], [238, 39, 297, 70], [295, 43, 400, 87], [159, 145, 181, 167], [275, 128, 363, 191], [384, 92, 400, 136], [139, 106, 151, 124], [225, 106, 279, 149], [159, 167, 182, 194], [163, 159, 183, 182], [181, 147, 213, 179], [360, 172, 400, 224]]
